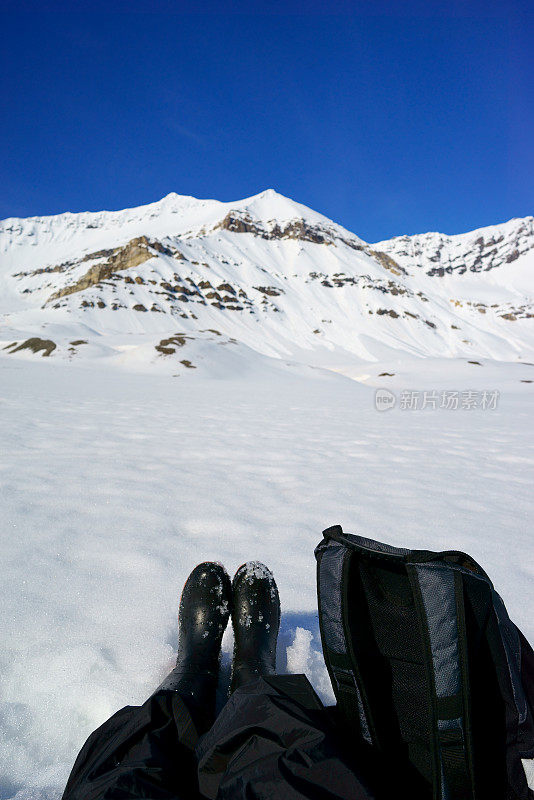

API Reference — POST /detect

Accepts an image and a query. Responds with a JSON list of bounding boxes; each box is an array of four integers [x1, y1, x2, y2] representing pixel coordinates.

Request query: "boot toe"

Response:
[[232, 562, 280, 626], [177, 562, 232, 667]]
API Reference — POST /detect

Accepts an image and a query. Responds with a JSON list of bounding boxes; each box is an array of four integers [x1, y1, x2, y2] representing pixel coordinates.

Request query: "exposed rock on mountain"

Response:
[[46, 236, 173, 303], [374, 217, 534, 277], [4, 337, 56, 357], [215, 210, 339, 245]]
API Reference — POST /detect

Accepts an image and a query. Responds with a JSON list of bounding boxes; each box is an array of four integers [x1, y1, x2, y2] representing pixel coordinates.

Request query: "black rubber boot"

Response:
[[230, 561, 281, 694], [157, 562, 231, 729]]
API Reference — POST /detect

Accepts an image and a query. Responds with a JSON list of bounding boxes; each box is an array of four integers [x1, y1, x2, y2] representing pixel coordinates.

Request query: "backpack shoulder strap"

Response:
[[408, 562, 476, 800]]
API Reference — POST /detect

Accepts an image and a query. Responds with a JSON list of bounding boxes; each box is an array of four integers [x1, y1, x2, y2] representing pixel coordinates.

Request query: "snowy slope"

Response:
[[1, 358, 533, 799], [1, 192, 533, 375]]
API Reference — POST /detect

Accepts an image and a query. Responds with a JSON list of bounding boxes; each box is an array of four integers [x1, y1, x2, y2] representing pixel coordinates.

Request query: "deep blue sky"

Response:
[[1, 1, 532, 241]]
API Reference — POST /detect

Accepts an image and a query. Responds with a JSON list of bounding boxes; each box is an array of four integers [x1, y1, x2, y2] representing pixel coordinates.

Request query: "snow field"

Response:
[[0, 358, 532, 798]]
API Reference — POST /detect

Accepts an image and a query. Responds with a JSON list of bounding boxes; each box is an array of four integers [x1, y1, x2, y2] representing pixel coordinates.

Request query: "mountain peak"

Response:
[[251, 188, 279, 199], [1, 191, 532, 373]]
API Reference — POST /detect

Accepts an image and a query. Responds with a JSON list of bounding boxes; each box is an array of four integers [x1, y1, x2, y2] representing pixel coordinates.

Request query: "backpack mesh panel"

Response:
[[347, 556, 434, 794]]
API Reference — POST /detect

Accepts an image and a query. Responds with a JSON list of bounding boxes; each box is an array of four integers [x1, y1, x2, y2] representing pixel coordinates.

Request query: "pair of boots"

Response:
[[158, 561, 280, 730]]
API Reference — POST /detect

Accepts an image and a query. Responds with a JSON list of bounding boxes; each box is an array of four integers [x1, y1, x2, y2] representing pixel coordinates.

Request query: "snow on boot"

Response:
[[230, 561, 281, 693], [157, 561, 231, 727]]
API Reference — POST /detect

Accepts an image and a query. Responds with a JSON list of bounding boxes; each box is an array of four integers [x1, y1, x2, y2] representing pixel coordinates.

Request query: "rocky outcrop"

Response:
[[370, 250, 407, 276], [376, 309, 400, 318], [155, 334, 189, 354], [253, 286, 283, 296], [376, 217, 534, 277], [215, 213, 262, 235], [14, 248, 114, 278], [270, 219, 330, 244], [6, 337, 56, 357], [214, 211, 336, 245], [213, 210, 371, 254], [47, 237, 173, 303]]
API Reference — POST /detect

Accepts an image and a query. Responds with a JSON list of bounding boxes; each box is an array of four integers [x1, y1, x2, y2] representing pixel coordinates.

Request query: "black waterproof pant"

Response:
[[62, 674, 376, 800]]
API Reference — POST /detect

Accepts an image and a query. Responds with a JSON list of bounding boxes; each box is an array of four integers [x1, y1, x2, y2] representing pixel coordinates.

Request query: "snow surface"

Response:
[[1, 356, 533, 799]]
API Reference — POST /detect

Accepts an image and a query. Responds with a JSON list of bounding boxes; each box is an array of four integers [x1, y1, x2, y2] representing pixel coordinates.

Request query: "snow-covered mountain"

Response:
[[1, 190, 532, 375]]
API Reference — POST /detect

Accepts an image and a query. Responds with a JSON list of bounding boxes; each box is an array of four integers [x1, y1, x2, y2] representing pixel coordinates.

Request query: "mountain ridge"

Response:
[[1, 191, 532, 376], [1, 189, 530, 250]]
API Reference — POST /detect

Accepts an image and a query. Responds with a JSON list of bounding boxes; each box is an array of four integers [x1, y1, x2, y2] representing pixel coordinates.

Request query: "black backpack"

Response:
[[315, 525, 534, 800]]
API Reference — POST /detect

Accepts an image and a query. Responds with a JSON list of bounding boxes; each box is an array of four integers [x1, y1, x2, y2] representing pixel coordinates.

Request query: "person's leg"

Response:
[[197, 562, 376, 800], [157, 561, 232, 732], [62, 562, 231, 800], [197, 674, 377, 800], [62, 689, 202, 800]]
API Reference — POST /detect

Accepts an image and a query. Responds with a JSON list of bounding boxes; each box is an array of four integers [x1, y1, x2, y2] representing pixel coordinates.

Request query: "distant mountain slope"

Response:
[[374, 217, 534, 279], [1, 191, 532, 374]]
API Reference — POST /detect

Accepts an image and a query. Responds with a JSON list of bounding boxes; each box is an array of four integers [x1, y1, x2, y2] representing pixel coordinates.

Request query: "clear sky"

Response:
[[1, 0, 532, 241]]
